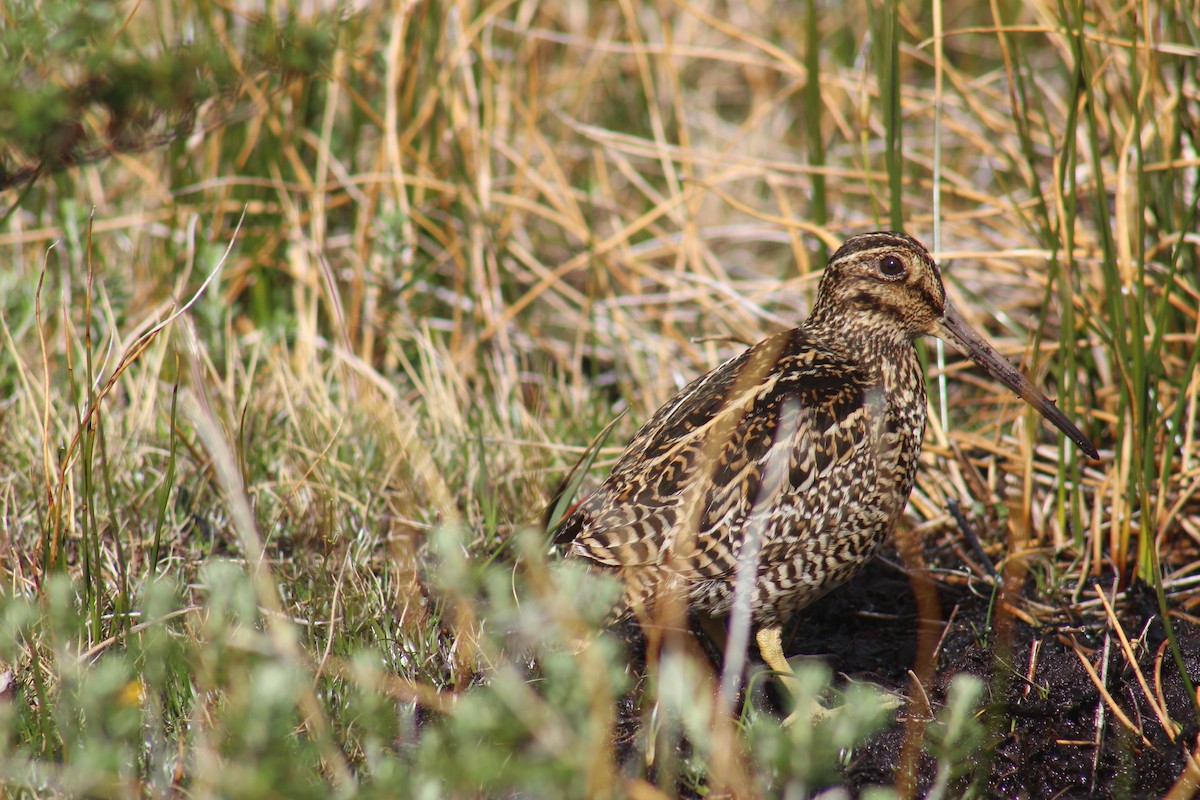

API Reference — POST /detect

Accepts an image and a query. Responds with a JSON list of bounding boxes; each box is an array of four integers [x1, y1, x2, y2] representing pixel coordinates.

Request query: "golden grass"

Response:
[[1, 0, 1198, 795]]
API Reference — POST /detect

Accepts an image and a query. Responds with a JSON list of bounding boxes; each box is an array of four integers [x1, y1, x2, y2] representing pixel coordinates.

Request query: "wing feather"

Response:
[[564, 328, 877, 582]]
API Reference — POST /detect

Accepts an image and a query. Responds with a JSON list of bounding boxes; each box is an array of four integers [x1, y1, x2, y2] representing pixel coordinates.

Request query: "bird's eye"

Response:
[[877, 255, 906, 279]]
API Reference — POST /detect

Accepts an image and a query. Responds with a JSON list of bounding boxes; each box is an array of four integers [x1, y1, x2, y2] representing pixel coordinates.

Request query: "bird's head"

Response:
[[811, 231, 1099, 459], [812, 231, 947, 340]]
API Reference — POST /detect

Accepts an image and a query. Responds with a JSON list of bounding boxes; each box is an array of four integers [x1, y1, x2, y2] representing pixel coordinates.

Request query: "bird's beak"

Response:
[[935, 300, 1099, 460]]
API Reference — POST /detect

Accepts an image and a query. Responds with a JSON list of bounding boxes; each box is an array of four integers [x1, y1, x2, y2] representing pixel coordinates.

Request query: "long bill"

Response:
[[935, 301, 1099, 460]]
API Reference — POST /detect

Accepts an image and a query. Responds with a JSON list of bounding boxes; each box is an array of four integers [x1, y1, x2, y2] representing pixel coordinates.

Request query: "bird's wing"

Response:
[[564, 328, 878, 580]]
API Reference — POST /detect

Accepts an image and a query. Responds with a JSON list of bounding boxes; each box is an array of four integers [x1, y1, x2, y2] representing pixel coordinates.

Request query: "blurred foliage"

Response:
[[0, 0, 335, 187], [0, 537, 905, 797]]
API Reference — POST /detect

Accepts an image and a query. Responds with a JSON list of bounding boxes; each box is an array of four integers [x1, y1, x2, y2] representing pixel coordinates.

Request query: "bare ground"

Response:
[[602, 544, 1200, 798]]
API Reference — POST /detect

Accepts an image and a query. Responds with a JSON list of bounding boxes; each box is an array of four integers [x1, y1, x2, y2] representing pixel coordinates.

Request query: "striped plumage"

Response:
[[556, 232, 1097, 672]]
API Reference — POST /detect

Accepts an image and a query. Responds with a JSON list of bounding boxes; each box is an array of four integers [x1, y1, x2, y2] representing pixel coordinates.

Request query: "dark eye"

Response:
[[877, 255, 906, 278]]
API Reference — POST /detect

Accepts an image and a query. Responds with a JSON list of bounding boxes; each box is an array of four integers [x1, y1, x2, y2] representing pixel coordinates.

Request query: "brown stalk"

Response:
[[1094, 585, 1180, 741], [1067, 635, 1154, 749]]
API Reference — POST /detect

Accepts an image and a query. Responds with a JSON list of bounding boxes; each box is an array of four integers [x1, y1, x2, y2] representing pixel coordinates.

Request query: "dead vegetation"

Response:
[[1, 0, 1198, 796]]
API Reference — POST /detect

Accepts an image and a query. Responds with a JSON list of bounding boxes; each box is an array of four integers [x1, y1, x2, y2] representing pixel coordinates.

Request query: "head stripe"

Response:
[[830, 231, 931, 265]]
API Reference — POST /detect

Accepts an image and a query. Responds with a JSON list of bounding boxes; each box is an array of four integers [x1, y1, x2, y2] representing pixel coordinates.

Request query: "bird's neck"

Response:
[[802, 310, 929, 452], [802, 312, 919, 385]]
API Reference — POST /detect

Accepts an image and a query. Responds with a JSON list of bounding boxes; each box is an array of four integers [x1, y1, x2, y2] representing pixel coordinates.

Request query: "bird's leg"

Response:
[[755, 626, 793, 678], [755, 626, 807, 724], [755, 626, 904, 726]]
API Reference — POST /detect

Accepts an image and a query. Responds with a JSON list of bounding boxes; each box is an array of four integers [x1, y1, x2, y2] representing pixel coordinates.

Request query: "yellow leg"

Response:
[[755, 626, 792, 676], [756, 625, 805, 725], [756, 625, 903, 725]]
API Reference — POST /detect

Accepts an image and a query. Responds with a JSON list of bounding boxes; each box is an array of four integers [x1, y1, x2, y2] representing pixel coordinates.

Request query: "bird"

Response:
[[553, 231, 1098, 681]]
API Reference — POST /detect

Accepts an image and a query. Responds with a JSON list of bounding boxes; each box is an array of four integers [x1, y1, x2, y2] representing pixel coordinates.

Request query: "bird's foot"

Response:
[[782, 677, 905, 727], [754, 626, 904, 727]]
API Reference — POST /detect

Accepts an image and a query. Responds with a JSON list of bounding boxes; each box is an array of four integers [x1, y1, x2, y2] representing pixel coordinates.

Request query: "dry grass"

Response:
[[1, 0, 1198, 796]]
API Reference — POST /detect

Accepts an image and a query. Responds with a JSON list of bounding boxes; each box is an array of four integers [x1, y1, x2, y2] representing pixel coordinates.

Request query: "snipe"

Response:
[[555, 231, 1098, 678]]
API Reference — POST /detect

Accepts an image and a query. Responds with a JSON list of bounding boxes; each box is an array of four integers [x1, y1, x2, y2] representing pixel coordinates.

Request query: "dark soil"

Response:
[[608, 545, 1200, 798], [763, 550, 1200, 798]]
